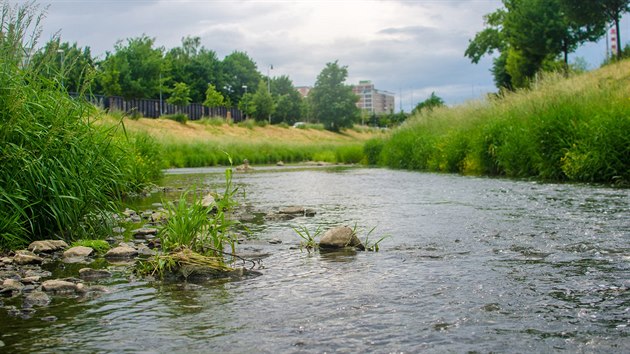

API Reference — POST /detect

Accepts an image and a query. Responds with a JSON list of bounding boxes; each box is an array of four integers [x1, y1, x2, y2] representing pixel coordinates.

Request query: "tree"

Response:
[[309, 61, 359, 131], [411, 92, 444, 115], [560, 0, 629, 59], [466, 0, 606, 89], [98, 35, 163, 99], [165, 36, 223, 102], [221, 51, 260, 107], [203, 83, 225, 108], [271, 75, 302, 124], [251, 81, 274, 121], [167, 82, 191, 110]]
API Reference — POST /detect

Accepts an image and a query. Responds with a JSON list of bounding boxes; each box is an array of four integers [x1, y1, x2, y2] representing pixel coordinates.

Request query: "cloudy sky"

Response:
[[20, 0, 630, 110]]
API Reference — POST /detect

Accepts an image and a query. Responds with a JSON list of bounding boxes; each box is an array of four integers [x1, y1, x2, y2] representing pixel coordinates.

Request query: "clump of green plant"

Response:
[[71, 239, 111, 254], [199, 117, 225, 126], [162, 113, 188, 124], [237, 119, 257, 129], [292, 225, 322, 252], [353, 224, 388, 252], [138, 162, 240, 278]]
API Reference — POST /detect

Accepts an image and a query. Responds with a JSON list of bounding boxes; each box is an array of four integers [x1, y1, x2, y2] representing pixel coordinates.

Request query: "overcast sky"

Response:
[[20, 0, 630, 111]]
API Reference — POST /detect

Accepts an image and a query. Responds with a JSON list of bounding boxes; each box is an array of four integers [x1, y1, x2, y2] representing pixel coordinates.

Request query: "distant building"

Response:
[[352, 80, 395, 115], [296, 86, 312, 98]]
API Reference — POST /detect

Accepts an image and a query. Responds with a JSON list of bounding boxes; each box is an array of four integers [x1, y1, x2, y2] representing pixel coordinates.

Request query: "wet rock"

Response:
[[279, 206, 306, 215], [23, 291, 51, 307], [63, 246, 94, 259], [42, 280, 78, 294], [24, 269, 52, 279], [202, 193, 216, 209], [150, 210, 169, 223], [105, 244, 138, 259], [78, 268, 112, 280], [319, 226, 364, 250], [13, 251, 43, 265], [2, 278, 24, 292], [136, 244, 156, 256], [276, 160, 285, 166], [268, 238, 283, 245], [28, 240, 69, 253], [21, 276, 41, 284], [132, 227, 158, 239], [41, 316, 57, 322], [112, 226, 126, 234], [0, 257, 13, 265], [264, 212, 296, 221]]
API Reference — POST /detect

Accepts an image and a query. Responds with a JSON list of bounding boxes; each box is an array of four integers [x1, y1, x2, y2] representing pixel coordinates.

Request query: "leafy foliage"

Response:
[[309, 61, 360, 131]]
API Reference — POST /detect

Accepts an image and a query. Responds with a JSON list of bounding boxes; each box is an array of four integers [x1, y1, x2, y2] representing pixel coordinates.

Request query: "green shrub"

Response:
[[162, 113, 188, 124]]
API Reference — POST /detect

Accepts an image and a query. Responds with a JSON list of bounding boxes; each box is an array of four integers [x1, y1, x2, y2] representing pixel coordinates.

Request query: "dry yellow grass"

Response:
[[106, 116, 381, 145]]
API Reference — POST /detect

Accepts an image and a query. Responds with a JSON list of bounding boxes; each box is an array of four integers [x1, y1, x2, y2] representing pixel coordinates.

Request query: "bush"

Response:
[[162, 113, 188, 124]]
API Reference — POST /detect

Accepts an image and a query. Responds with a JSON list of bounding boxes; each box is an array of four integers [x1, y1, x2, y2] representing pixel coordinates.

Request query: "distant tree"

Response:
[[221, 51, 261, 107], [412, 92, 444, 115], [271, 75, 302, 124], [238, 92, 255, 118], [165, 36, 223, 102], [203, 83, 225, 108], [251, 81, 274, 121], [309, 61, 359, 131], [167, 82, 191, 110], [98, 35, 163, 99], [31, 39, 96, 93]]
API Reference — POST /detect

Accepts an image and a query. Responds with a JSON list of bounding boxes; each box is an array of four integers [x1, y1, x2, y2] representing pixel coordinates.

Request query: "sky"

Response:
[[16, 0, 630, 111]]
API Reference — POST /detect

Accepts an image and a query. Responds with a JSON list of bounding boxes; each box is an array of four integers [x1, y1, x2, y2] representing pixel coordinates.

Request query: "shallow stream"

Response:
[[1, 167, 629, 352]]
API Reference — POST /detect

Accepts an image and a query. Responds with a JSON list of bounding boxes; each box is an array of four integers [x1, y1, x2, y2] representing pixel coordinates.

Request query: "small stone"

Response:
[[13, 251, 43, 265], [112, 227, 126, 234], [79, 268, 112, 280], [268, 238, 283, 245], [201, 193, 216, 208], [276, 161, 285, 166], [122, 208, 137, 217], [42, 280, 78, 294], [105, 244, 138, 259], [23, 291, 51, 307], [41, 316, 57, 322], [279, 206, 306, 215], [63, 246, 94, 259], [0, 257, 13, 265], [24, 269, 52, 278], [21, 276, 41, 284], [151, 210, 169, 223], [28, 240, 69, 253]]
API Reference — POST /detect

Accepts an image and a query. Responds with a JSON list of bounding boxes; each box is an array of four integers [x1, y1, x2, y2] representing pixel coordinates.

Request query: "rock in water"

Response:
[[28, 240, 69, 253], [78, 268, 112, 280], [319, 226, 364, 250], [105, 244, 138, 259], [63, 246, 94, 258], [13, 250, 43, 265], [23, 291, 51, 307], [41, 280, 78, 294]]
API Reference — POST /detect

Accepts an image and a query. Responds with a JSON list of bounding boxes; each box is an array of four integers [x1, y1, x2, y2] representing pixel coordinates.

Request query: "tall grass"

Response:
[[159, 140, 366, 167], [378, 62, 630, 184], [0, 2, 162, 249]]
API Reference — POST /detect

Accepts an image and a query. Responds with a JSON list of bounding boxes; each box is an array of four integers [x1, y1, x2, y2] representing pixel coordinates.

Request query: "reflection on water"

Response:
[[1, 167, 629, 353]]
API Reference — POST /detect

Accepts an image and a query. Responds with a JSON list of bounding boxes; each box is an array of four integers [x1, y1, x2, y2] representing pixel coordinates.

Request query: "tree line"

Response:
[[465, 0, 630, 90], [29, 34, 374, 131]]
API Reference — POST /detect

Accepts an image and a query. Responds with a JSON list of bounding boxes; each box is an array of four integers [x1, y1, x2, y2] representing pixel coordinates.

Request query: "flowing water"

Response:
[[1, 167, 629, 353]]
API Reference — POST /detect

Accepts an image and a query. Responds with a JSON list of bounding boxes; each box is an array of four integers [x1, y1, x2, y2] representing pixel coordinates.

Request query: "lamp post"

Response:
[[57, 49, 64, 88], [267, 64, 273, 124], [242, 85, 248, 119]]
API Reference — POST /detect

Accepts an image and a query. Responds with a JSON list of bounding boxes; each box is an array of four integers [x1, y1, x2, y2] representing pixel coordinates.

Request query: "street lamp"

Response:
[[57, 49, 64, 88], [242, 85, 248, 119]]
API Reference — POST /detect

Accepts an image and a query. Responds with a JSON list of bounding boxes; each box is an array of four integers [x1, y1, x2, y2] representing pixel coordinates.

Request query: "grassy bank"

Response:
[[0, 3, 162, 249], [371, 60, 630, 184], [104, 117, 380, 167]]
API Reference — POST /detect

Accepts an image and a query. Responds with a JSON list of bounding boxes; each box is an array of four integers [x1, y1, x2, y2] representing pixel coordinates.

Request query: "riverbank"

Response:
[[103, 116, 384, 167], [371, 59, 630, 185]]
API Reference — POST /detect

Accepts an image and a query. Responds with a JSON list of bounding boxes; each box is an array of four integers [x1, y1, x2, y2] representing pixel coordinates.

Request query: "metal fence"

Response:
[[76, 94, 244, 122]]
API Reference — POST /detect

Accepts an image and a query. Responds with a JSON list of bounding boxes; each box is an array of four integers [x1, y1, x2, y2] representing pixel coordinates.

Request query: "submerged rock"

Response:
[[319, 226, 364, 250], [28, 240, 69, 253], [42, 280, 77, 294], [78, 268, 112, 280], [132, 227, 159, 239], [23, 291, 51, 307]]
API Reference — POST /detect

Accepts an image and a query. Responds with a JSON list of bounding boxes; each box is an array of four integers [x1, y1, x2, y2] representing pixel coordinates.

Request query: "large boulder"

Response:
[[28, 240, 68, 253], [319, 226, 364, 250]]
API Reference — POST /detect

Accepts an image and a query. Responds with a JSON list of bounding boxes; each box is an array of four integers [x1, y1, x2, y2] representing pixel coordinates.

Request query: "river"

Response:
[[1, 166, 629, 353]]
